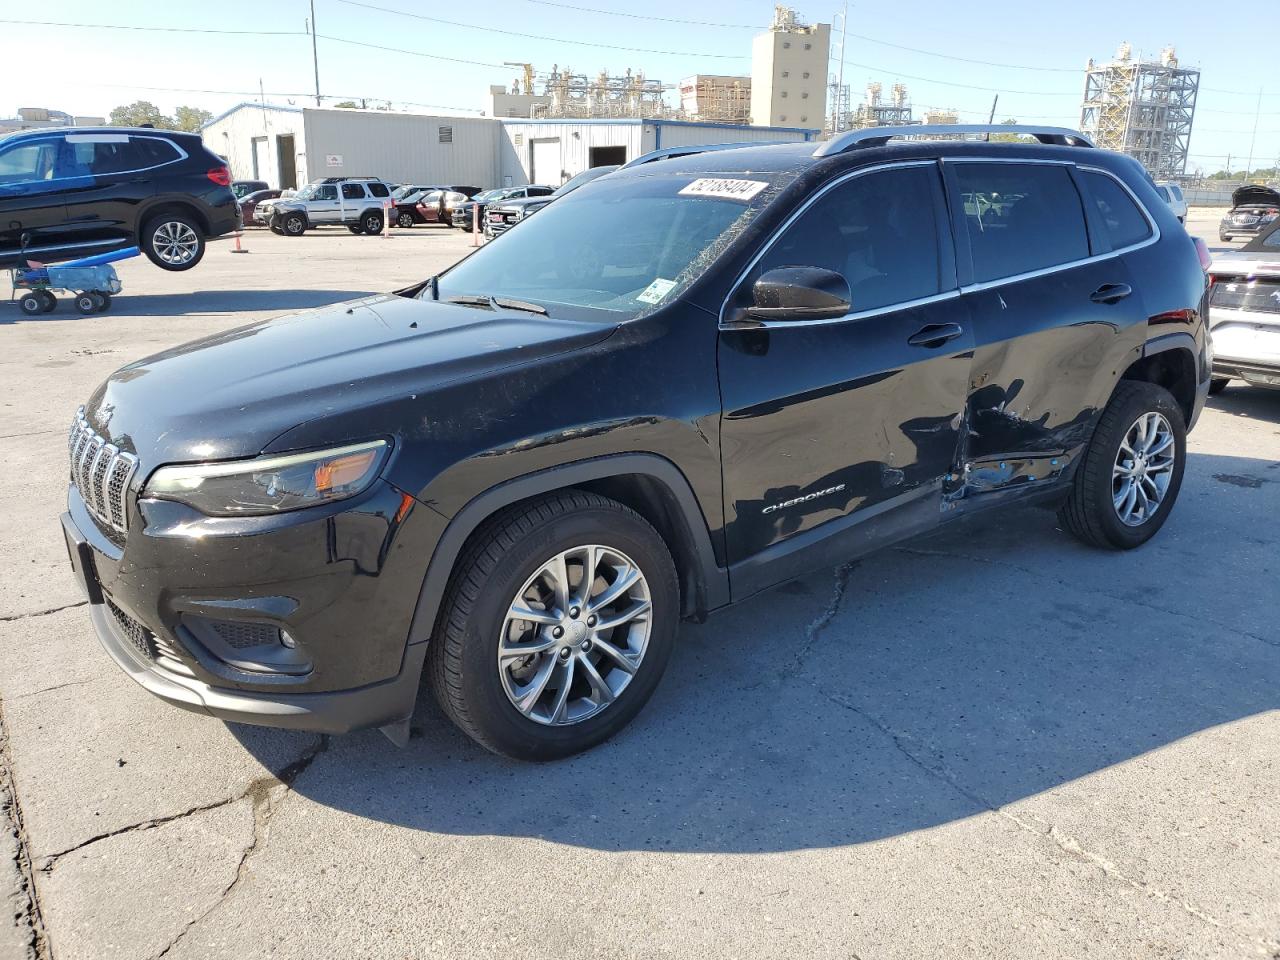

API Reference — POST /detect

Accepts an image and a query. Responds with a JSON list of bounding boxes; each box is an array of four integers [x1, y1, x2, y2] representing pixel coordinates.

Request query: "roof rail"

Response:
[[620, 140, 787, 170], [813, 124, 1095, 158]]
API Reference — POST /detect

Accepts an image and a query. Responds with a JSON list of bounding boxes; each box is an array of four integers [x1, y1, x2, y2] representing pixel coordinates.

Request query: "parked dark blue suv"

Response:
[[0, 127, 239, 271], [61, 126, 1210, 761]]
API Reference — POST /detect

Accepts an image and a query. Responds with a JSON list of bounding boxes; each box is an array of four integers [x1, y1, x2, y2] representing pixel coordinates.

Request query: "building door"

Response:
[[589, 145, 626, 167], [251, 137, 269, 182], [276, 135, 296, 189], [530, 138, 561, 184]]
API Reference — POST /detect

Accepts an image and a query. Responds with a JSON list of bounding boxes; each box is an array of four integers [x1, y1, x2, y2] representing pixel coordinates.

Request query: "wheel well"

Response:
[[1121, 347, 1196, 425], [139, 201, 208, 240], [573, 475, 707, 621]]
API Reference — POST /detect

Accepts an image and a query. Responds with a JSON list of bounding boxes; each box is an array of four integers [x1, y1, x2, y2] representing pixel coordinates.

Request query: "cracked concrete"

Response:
[[1, 219, 1277, 959]]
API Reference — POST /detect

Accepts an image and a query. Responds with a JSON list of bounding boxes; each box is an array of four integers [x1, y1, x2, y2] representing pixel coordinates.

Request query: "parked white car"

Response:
[[1154, 181, 1187, 223], [1207, 218, 1280, 393]]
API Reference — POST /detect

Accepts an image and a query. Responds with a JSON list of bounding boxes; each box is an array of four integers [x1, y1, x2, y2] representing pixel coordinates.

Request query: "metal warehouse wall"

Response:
[[202, 105, 305, 189], [642, 121, 814, 151], [301, 109, 498, 187], [499, 122, 644, 187]]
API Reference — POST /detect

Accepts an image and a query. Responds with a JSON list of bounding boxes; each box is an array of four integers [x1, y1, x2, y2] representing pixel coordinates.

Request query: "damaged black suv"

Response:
[[62, 126, 1211, 761]]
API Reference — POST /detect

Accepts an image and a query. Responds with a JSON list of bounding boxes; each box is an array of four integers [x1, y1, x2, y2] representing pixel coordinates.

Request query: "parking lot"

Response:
[[1, 208, 1277, 959]]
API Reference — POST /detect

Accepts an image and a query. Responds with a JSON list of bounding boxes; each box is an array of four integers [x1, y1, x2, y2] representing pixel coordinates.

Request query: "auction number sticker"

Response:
[[636, 278, 678, 305], [678, 178, 768, 202]]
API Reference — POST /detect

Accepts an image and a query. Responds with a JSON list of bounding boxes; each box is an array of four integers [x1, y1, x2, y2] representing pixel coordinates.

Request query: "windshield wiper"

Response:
[[446, 294, 547, 316]]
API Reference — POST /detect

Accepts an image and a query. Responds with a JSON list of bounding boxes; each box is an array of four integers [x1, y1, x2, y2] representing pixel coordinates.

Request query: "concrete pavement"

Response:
[[0, 218, 1276, 959]]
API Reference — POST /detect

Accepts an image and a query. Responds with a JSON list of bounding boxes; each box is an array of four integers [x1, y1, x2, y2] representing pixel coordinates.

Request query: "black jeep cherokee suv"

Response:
[[61, 126, 1211, 761], [0, 127, 239, 271]]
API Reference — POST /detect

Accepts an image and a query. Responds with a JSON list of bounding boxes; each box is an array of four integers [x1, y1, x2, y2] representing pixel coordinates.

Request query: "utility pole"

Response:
[[1245, 87, 1261, 180], [833, 0, 848, 133], [309, 0, 321, 107], [984, 94, 998, 141]]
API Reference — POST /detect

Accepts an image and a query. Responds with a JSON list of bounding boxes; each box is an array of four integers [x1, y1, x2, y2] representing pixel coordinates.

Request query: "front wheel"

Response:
[[282, 213, 307, 236], [142, 214, 205, 270], [19, 293, 44, 316], [1058, 381, 1186, 550], [428, 491, 679, 761]]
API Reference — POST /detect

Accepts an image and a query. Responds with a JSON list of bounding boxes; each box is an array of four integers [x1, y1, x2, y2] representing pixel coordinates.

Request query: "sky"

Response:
[[2, 0, 1277, 175]]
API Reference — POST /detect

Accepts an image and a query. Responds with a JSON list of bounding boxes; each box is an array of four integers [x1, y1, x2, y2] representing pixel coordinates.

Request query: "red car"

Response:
[[238, 189, 282, 226]]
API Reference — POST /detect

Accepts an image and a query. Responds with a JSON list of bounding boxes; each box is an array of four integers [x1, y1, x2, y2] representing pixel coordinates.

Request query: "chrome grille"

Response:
[[68, 407, 138, 538]]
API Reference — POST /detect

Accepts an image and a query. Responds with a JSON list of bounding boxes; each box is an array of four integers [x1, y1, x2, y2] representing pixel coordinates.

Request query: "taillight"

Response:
[[1192, 236, 1212, 274], [207, 167, 231, 187]]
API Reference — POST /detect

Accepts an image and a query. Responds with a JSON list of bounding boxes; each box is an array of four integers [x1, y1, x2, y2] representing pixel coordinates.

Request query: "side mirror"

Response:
[[747, 267, 851, 322]]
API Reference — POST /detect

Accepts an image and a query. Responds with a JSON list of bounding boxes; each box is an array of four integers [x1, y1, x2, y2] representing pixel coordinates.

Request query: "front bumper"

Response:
[[61, 477, 439, 735]]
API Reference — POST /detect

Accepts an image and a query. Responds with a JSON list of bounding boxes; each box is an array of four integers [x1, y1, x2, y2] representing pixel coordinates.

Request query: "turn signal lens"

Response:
[[314, 450, 380, 495]]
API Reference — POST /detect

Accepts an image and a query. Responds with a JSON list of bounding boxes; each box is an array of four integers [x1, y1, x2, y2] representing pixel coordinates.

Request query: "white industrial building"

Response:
[[750, 7, 831, 128], [203, 104, 817, 191]]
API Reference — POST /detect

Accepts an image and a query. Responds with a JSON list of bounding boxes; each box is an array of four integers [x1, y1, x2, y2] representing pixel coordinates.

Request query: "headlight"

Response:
[[145, 440, 389, 516]]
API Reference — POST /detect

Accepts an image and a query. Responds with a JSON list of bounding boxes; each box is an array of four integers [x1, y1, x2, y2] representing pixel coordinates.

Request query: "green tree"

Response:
[[108, 100, 170, 128], [989, 118, 1022, 143], [333, 101, 359, 109], [173, 105, 213, 132]]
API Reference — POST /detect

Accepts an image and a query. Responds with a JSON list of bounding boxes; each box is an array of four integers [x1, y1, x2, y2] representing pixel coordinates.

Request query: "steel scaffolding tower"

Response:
[[1080, 44, 1199, 179]]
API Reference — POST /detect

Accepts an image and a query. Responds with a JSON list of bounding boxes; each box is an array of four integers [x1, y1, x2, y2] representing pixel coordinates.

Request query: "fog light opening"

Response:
[[280, 630, 298, 649]]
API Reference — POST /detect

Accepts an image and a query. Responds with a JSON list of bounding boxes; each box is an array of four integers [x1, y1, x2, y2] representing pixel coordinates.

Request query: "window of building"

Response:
[[781, 70, 790, 78], [782, 41, 791, 48], [802, 71, 810, 79], [951, 162, 1089, 283], [780, 91, 788, 98], [438, 125, 453, 144], [752, 165, 943, 312], [1080, 170, 1151, 249], [803, 42, 812, 50], [801, 92, 809, 99]]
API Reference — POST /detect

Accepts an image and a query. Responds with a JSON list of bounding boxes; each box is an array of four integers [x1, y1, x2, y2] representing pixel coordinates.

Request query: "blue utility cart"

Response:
[[10, 246, 138, 316]]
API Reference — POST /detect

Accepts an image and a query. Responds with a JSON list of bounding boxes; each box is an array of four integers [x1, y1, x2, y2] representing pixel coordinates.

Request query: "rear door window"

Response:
[[341, 183, 366, 200], [367, 182, 389, 197], [951, 162, 1090, 283], [1080, 170, 1152, 250]]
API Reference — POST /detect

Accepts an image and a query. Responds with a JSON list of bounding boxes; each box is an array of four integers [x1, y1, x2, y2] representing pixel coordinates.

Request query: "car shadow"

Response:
[[230, 450, 1279, 852], [0, 288, 374, 323], [1207, 383, 1280, 422]]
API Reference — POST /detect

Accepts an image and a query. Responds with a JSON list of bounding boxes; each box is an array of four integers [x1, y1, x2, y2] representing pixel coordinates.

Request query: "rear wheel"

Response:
[[37, 290, 57, 313], [19, 293, 43, 316], [95, 292, 112, 312], [1208, 377, 1230, 396], [142, 213, 205, 271], [428, 491, 679, 761], [74, 293, 99, 315], [396, 211, 415, 228], [1059, 381, 1186, 550], [360, 211, 384, 235]]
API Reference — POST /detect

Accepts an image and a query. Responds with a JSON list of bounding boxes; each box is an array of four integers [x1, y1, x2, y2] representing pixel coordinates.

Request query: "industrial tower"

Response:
[[1080, 44, 1199, 179]]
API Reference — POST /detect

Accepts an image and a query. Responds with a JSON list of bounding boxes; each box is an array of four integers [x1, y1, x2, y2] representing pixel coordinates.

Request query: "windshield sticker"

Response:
[[678, 178, 768, 202], [636, 278, 678, 305]]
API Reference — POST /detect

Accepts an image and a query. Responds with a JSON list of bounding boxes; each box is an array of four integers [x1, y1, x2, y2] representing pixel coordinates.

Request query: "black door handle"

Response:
[[1090, 283, 1132, 305], [907, 322, 964, 348]]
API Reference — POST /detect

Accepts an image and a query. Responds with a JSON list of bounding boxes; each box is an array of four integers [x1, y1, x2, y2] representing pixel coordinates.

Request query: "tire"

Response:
[[37, 290, 57, 313], [428, 491, 679, 761], [396, 211, 415, 228], [1220, 235, 1231, 242], [360, 211, 384, 235], [347, 224, 364, 235], [270, 222, 284, 235], [142, 213, 205, 271], [95, 292, 112, 312], [19, 294, 43, 316], [1058, 380, 1186, 550], [74, 293, 99, 315], [1208, 377, 1230, 396], [282, 213, 307, 237]]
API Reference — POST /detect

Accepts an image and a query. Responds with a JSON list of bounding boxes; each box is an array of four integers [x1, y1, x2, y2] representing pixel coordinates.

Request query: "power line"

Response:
[[336, 0, 747, 58], [93, 82, 485, 114], [316, 35, 515, 71], [0, 17, 305, 36], [520, 0, 758, 28]]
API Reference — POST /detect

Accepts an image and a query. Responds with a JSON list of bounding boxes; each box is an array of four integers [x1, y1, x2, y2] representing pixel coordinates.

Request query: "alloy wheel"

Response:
[[152, 221, 199, 265], [1112, 411, 1176, 527], [498, 544, 652, 726]]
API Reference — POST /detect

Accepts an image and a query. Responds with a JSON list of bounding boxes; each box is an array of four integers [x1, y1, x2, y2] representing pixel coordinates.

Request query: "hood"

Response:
[[492, 196, 552, 214], [84, 295, 616, 465], [1231, 185, 1280, 208]]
